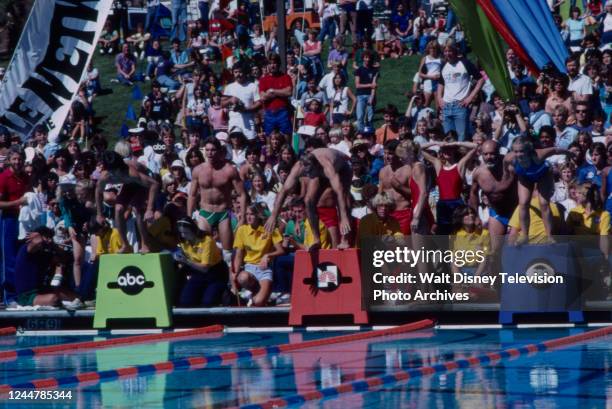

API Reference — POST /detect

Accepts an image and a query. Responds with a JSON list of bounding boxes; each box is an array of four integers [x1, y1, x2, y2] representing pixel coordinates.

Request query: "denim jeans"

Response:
[[0, 216, 18, 303], [442, 101, 469, 141], [198, 1, 209, 30], [356, 94, 374, 131], [157, 74, 180, 90], [264, 109, 292, 135], [145, 5, 161, 33], [171, 0, 187, 42], [318, 18, 337, 43]]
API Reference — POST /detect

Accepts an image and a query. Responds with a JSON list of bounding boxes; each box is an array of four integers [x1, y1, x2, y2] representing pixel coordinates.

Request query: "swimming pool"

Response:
[[0, 324, 610, 408]]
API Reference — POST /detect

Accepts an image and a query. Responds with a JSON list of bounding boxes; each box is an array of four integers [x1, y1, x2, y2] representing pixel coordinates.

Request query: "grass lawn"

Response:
[[91, 50, 422, 145]]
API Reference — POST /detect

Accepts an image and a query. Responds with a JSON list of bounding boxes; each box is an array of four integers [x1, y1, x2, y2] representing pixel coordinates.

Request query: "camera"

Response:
[[231, 100, 245, 112]]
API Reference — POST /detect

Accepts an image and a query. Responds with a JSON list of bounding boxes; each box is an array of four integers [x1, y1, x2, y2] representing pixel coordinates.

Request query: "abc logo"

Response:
[[108, 266, 154, 295]]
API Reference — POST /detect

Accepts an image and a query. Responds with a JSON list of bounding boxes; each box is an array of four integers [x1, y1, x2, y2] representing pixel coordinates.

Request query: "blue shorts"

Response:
[[245, 264, 273, 282], [340, 3, 356, 13], [264, 109, 292, 136], [489, 207, 510, 227]]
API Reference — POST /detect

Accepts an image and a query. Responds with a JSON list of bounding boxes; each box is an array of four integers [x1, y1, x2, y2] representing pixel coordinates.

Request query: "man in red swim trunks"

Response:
[[266, 143, 352, 249], [378, 139, 413, 234]]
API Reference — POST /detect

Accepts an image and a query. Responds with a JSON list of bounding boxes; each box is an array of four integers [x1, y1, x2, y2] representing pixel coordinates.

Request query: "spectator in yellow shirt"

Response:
[[567, 183, 610, 260], [284, 199, 332, 250], [233, 204, 285, 306], [173, 218, 229, 307], [357, 192, 403, 247], [508, 188, 565, 245], [450, 206, 490, 278]]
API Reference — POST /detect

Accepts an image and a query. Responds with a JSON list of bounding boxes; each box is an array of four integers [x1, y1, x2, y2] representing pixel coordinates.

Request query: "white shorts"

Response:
[[245, 264, 273, 282]]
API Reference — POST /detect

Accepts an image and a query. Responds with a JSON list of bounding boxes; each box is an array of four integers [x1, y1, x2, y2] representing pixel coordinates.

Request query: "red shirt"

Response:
[[0, 168, 29, 217], [259, 74, 293, 111], [304, 112, 327, 127]]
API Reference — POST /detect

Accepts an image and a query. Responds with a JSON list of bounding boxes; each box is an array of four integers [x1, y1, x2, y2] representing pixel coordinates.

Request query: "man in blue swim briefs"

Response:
[[187, 137, 247, 279], [470, 140, 518, 262]]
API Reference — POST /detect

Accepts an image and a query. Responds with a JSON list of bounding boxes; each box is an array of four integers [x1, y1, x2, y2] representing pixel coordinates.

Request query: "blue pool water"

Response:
[[0, 327, 610, 408]]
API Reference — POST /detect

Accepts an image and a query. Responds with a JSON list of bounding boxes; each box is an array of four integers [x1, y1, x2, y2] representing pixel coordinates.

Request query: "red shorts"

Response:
[[390, 208, 412, 235], [317, 207, 339, 228]]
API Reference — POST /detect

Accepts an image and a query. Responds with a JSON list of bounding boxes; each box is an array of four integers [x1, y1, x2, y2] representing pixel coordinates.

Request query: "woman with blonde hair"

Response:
[[233, 203, 285, 307], [418, 40, 442, 108]]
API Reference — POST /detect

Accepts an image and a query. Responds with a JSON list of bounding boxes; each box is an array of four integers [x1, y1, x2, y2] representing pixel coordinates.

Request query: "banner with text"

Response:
[[0, 0, 113, 140]]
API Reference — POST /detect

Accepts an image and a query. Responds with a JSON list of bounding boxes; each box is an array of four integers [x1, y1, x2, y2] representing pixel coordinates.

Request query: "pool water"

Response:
[[0, 327, 610, 408]]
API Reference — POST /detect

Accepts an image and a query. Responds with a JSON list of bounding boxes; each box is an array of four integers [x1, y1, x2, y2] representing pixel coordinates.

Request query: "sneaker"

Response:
[[276, 293, 291, 306], [62, 298, 84, 310], [84, 300, 96, 308], [269, 292, 281, 303], [110, 79, 119, 84], [145, 75, 151, 81]]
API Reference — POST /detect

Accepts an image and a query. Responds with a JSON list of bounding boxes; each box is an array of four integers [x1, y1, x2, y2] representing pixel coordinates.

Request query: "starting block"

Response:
[[499, 242, 584, 324], [93, 253, 176, 328], [289, 249, 368, 326]]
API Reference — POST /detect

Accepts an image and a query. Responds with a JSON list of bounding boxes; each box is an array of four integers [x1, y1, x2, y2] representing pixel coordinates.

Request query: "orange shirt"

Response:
[[375, 124, 399, 145]]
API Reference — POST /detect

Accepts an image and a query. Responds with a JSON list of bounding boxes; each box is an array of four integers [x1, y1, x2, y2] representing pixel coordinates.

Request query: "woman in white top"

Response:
[[563, 6, 586, 52], [327, 126, 351, 156], [417, 40, 442, 108], [552, 162, 576, 204], [251, 171, 277, 213], [228, 131, 248, 168], [250, 24, 267, 57], [329, 73, 355, 126]]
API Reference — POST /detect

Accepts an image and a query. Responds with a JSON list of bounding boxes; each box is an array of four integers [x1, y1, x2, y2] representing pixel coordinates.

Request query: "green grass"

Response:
[[91, 51, 422, 145]]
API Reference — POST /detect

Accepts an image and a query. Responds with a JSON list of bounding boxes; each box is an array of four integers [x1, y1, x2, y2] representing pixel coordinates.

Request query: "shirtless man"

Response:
[[378, 140, 412, 235], [469, 140, 518, 254], [265, 145, 352, 249], [95, 150, 159, 253], [188, 137, 247, 266]]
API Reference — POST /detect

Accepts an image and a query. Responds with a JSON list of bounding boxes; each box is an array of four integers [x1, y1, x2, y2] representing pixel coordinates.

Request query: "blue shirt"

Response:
[[170, 50, 189, 65], [555, 127, 579, 149], [577, 164, 602, 187], [14, 245, 51, 295]]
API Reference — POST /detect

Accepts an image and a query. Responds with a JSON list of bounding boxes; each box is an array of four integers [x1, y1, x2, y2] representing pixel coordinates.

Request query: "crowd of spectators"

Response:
[[0, 0, 610, 309]]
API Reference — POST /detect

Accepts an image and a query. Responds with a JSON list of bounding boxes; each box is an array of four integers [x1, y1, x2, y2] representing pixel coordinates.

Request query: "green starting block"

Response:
[[93, 253, 176, 328]]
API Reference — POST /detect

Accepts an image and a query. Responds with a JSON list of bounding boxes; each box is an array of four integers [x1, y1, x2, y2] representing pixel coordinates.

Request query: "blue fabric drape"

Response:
[[490, 0, 569, 73]]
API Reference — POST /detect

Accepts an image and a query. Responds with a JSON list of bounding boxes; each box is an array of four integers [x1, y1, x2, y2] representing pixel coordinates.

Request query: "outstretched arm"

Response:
[[265, 162, 302, 233]]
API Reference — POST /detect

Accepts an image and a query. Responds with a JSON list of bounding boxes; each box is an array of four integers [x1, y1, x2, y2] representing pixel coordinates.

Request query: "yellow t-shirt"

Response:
[[233, 224, 283, 265], [96, 228, 129, 255], [304, 220, 332, 249], [567, 206, 611, 236], [179, 235, 222, 266], [357, 213, 403, 247], [148, 216, 179, 251], [508, 197, 563, 243], [451, 228, 490, 266]]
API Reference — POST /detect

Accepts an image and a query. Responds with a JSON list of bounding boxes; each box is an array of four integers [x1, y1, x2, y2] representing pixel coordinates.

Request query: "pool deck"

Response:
[[0, 302, 610, 330]]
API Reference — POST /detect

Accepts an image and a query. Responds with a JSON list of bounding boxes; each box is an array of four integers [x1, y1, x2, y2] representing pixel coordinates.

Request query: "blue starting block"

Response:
[[499, 242, 584, 325]]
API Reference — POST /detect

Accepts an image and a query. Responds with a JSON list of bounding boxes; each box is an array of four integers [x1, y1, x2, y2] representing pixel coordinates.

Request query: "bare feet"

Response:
[[337, 239, 350, 249], [139, 245, 151, 254], [117, 246, 131, 254], [513, 234, 528, 246]]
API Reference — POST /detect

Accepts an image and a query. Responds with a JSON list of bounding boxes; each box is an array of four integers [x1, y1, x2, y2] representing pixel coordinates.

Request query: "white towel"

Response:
[[18, 192, 44, 239]]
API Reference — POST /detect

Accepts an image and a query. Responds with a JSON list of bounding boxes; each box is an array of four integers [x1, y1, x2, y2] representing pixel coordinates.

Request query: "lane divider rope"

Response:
[[238, 325, 612, 409], [0, 325, 224, 362], [0, 319, 434, 393], [0, 327, 16, 337]]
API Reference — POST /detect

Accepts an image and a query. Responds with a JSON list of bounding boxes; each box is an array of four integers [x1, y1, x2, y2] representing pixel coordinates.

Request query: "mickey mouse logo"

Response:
[[314, 262, 341, 292]]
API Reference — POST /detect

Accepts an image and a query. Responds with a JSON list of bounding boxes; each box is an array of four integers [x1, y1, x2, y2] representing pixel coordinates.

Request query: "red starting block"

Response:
[[289, 249, 368, 325]]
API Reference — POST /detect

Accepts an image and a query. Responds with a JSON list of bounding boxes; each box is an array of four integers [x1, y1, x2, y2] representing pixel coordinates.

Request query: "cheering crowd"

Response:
[[0, 0, 610, 309]]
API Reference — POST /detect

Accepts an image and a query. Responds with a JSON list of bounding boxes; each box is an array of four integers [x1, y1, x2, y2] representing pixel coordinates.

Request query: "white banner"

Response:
[[0, 0, 113, 141]]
